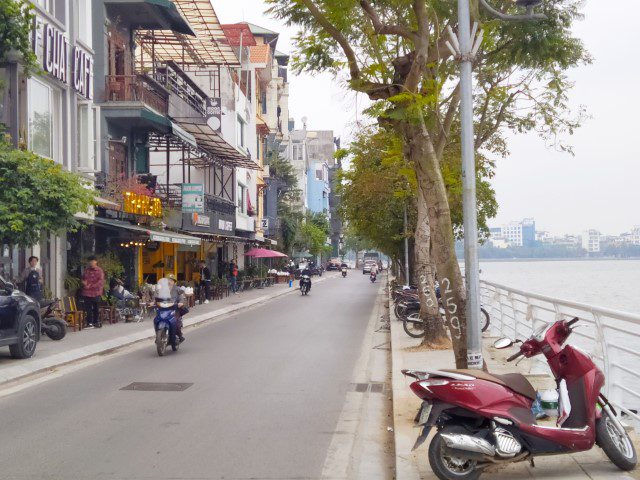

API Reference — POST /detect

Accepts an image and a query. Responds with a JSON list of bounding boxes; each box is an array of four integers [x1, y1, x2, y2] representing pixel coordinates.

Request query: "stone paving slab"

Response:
[[0, 274, 335, 386], [388, 286, 640, 480]]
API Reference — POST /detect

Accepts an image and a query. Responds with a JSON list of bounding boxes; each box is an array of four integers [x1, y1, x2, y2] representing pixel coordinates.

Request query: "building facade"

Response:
[[581, 229, 601, 253]]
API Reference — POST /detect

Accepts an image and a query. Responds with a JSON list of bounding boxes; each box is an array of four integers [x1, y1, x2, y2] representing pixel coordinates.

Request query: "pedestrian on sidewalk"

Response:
[[81, 256, 105, 328], [19, 256, 43, 302], [198, 260, 212, 304], [229, 259, 239, 294]]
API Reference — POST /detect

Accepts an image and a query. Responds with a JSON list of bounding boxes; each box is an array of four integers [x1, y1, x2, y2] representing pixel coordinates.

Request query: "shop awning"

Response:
[[93, 217, 201, 246], [105, 0, 195, 35], [172, 118, 261, 170], [137, 0, 239, 68], [170, 121, 197, 148]]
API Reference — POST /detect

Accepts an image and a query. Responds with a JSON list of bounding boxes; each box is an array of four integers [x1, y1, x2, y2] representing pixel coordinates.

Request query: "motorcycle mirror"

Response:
[[493, 337, 513, 349]]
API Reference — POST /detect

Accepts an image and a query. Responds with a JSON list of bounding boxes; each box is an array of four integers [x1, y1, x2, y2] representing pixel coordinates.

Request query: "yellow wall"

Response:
[[140, 243, 177, 284]]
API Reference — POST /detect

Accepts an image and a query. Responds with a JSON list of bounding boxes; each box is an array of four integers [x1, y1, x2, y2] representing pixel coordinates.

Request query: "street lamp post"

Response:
[[456, 0, 545, 369]]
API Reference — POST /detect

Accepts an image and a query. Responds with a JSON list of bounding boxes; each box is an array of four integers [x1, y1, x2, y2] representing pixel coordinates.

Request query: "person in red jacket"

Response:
[[82, 255, 105, 328]]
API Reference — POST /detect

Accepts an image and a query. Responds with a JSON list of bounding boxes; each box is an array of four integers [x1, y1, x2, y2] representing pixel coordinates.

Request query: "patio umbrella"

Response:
[[245, 248, 288, 258]]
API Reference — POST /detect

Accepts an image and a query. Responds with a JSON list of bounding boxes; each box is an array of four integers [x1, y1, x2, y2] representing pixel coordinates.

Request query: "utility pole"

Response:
[[453, 0, 545, 369], [457, 0, 483, 370]]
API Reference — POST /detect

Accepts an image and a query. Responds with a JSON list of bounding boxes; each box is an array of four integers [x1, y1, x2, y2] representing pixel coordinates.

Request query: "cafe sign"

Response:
[[123, 191, 163, 217], [32, 17, 94, 100]]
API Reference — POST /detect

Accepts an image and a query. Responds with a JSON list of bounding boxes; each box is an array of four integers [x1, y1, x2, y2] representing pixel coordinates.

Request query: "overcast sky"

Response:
[[213, 0, 640, 236]]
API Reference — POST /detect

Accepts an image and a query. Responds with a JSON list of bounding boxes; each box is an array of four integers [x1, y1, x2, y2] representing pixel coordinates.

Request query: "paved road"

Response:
[[0, 272, 380, 480]]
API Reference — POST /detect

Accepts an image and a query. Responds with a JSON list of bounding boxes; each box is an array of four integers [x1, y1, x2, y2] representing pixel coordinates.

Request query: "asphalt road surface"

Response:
[[0, 272, 380, 480]]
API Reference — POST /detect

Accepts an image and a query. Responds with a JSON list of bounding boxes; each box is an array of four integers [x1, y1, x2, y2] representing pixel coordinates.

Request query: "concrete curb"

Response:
[[0, 275, 334, 386]]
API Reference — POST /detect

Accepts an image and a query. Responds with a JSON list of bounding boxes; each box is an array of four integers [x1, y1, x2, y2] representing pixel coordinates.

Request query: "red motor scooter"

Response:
[[403, 317, 637, 479]]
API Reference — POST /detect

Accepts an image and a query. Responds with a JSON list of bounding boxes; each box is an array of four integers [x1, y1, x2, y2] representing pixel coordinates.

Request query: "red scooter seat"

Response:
[[443, 369, 537, 401]]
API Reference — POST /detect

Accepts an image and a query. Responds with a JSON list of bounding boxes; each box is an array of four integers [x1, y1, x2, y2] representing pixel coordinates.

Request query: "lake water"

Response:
[[479, 259, 640, 314]]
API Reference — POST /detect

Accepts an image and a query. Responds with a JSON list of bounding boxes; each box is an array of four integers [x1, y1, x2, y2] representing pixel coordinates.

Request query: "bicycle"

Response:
[[401, 306, 490, 338]]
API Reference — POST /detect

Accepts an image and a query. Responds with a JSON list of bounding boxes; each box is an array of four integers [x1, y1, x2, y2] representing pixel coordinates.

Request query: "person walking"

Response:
[[81, 255, 105, 328], [229, 259, 239, 294], [19, 256, 43, 302], [198, 260, 212, 304]]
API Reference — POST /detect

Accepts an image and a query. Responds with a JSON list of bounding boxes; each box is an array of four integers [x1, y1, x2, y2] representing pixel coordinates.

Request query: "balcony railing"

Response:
[[154, 62, 208, 118], [105, 74, 169, 115], [156, 184, 236, 215]]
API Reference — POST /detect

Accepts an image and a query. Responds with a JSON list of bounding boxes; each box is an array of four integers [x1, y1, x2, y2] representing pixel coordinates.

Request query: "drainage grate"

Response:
[[351, 382, 386, 393], [120, 382, 193, 392]]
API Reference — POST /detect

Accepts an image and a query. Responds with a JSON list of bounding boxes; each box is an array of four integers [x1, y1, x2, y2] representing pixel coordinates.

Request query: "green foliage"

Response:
[[95, 252, 125, 282], [0, 141, 95, 246], [0, 0, 39, 76]]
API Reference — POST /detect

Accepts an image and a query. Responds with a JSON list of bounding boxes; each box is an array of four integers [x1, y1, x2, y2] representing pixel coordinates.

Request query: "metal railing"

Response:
[[480, 280, 640, 425], [105, 74, 168, 115]]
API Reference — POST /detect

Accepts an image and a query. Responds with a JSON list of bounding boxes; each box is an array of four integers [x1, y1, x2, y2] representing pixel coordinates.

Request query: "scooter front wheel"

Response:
[[596, 411, 637, 471], [156, 329, 168, 356], [428, 426, 482, 480]]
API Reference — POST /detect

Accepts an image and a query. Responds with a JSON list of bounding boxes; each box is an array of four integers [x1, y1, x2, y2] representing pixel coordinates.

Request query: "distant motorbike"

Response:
[[153, 297, 181, 356], [370, 271, 377, 283], [39, 299, 66, 340], [341, 267, 347, 278], [300, 275, 311, 295]]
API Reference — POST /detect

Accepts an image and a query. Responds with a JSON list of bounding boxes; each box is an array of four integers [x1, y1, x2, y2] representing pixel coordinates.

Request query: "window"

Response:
[[76, 103, 96, 171], [77, 0, 92, 45], [29, 79, 54, 159], [261, 91, 267, 115], [237, 183, 246, 214], [236, 115, 246, 149], [35, 0, 65, 23], [315, 169, 323, 181]]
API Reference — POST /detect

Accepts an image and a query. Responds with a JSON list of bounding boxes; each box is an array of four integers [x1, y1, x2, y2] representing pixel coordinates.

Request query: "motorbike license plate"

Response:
[[418, 402, 433, 425]]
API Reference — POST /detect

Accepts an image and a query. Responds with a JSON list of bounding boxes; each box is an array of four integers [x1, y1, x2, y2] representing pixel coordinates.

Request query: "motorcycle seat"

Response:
[[443, 369, 537, 401]]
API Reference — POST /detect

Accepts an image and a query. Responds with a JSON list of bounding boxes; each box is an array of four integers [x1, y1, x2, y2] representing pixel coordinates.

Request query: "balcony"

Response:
[[154, 62, 212, 119], [105, 74, 169, 115]]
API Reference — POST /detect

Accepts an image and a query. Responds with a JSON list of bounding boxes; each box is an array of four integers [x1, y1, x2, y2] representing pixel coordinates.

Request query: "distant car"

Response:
[[362, 261, 376, 274], [0, 275, 41, 359]]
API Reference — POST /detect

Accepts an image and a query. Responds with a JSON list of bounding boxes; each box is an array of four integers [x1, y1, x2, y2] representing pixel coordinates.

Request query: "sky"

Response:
[[213, 0, 640, 236]]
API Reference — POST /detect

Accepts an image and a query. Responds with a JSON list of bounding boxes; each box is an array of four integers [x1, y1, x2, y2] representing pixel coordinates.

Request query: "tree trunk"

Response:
[[413, 180, 449, 347], [403, 120, 469, 368]]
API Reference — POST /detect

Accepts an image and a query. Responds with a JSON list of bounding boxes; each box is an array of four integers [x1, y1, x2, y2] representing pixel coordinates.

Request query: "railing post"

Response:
[[592, 310, 611, 398]]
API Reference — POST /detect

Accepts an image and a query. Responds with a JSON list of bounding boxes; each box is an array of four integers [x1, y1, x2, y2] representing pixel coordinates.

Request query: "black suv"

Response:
[[0, 275, 40, 359]]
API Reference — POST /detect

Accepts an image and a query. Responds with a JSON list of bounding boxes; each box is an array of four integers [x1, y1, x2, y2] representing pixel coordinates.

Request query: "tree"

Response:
[[266, 151, 303, 253], [0, 142, 95, 247], [0, 0, 39, 75], [268, 0, 588, 366]]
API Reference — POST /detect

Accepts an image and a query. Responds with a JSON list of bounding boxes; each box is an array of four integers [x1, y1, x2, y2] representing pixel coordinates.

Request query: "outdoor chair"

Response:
[[62, 296, 84, 332]]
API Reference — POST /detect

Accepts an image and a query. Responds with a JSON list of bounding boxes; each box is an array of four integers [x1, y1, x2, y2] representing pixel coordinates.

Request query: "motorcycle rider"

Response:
[[165, 274, 186, 343], [370, 262, 379, 278], [300, 265, 312, 292]]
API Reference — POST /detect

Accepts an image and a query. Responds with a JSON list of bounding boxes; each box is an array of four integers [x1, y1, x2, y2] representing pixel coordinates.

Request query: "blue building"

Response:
[[307, 160, 330, 214]]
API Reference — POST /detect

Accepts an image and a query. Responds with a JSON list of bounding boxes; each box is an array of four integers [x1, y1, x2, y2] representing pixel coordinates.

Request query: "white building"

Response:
[[631, 226, 640, 245], [581, 229, 601, 253], [501, 221, 524, 246]]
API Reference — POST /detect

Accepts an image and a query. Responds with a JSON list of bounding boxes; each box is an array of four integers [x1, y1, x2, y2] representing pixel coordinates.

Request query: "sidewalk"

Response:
[[389, 292, 640, 479], [0, 274, 335, 386]]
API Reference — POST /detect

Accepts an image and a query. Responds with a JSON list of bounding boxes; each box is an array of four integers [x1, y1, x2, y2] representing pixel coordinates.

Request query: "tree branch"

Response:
[[403, 0, 430, 92], [436, 83, 461, 158], [299, 0, 361, 80], [359, 0, 417, 41]]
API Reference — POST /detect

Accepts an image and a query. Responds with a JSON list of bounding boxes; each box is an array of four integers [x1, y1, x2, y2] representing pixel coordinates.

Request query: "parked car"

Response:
[[0, 275, 41, 358]]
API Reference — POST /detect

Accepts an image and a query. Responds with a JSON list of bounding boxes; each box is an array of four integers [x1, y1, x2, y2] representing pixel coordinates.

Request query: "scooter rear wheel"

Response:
[[596, 412, 637, 471], [428, 426, 482, 480]]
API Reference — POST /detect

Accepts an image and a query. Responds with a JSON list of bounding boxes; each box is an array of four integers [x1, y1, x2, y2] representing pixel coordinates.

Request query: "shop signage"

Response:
[[192, 212, 211, 227], [123, 191, 163, 217], [32, 17, 94, 99], [182, 183, 204, 213], [218, 219, 233, 232], [206, 98, 222, 132], [261, 218, 269, 229]]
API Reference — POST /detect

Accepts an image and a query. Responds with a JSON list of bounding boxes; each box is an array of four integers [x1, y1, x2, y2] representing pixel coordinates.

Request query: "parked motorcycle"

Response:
[[341, 267, 348, 278], [153, 297, 181, 356], [39, 299, 66, 341], [300, 275, 311, 295], [403, 317, 637, 479], [370, 271, 377, 283]]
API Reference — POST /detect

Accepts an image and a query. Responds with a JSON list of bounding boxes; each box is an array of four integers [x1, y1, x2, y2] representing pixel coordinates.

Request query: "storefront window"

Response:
[[28, 79, 53, 159]]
